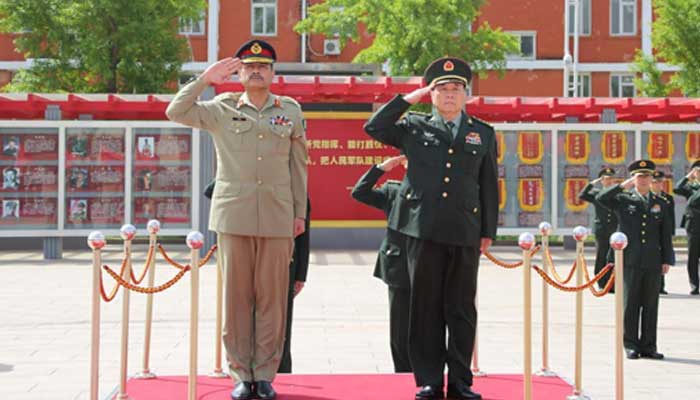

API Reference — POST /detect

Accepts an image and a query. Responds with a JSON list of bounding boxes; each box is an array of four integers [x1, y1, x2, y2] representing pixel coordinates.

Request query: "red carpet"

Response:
[[123, 373, 575, 400]]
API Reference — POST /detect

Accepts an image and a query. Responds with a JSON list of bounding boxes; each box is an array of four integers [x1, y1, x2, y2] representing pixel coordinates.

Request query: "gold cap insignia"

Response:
[[640, 161, 647, 167], [444, 61, 455, 72], [251, 42, 262, 54]]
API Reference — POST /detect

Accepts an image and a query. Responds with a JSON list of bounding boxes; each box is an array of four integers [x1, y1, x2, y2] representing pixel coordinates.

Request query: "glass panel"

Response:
[[520, 36, 534, 58], [622, 3, 635, 34], [611, 0, 620, 34], [611, 76, 620, 97], [0, 128, 59, 229], [581, 75, 591, 97], [132, 128, 192, 229], [622, 83, 635, 97], [582, 0, 591, 35], [253, 7, 264, 34], [65, 128, 125, 229], [265, 6, 276, 34]]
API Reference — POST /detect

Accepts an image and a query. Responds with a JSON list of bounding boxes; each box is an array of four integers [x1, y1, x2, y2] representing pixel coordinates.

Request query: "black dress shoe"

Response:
[[447, 382, 482, 399], [255, 380, 277, 400], [231, 381, 254, 400], [626, 349, 640, 359], [691, 289, 699, 295], [415, 385, 444, 399], [641, 352, 664, 359]]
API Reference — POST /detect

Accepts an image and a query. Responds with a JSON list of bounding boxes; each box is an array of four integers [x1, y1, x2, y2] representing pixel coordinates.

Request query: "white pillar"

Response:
[[207, 0, 220, 64]]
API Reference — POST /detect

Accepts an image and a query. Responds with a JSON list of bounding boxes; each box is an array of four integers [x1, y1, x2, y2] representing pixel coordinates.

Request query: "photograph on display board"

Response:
[[137, 136, 156, 159], [68, 167, 89, 189], [69, 199, 88, 223], [2, 199, 20, 219], [3, 167, 20, 190], [2, 136, 19, 157], [137, 169, 154, 191], [68, 135, 89, 158]]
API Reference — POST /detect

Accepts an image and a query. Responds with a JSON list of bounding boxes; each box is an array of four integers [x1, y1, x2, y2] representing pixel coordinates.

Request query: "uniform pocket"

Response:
[[213, 180, 241, 199], [227, 119, 254, 150], [270, 124, 293, 154]]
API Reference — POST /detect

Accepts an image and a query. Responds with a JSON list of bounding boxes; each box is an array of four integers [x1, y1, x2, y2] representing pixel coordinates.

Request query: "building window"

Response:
[[568, 73, 591, 97], [568, 0, 591, 36], [611, 0, 636, 36], [179, 14, 205, 35], [507, 32, 536, 60], [252, 0, 277, 36], [610, 74, 636, 97]]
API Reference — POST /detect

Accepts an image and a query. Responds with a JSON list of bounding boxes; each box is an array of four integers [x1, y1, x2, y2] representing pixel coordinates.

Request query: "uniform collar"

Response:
[[237, 92, 281, 111]]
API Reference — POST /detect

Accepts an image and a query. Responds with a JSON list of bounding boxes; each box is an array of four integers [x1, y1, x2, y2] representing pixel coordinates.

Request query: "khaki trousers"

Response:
[[219, 233, 293, 382]]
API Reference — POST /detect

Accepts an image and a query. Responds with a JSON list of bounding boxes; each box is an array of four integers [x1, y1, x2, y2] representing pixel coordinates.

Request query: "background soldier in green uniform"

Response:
[[578, 166, 618, 291], [278, 198, 311, 374], [166, 40, 308, 400], [364, 57, 498, 400], [597, 160, 673, 360], [673, 160, 700, 295], [651, 170, 675, 295], [351, 155, 412, 373]]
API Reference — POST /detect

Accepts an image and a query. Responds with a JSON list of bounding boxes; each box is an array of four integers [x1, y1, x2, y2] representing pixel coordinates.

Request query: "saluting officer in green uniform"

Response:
[[351, 155, 412, 373], [673, 160, 700, 295], [597, 160, 673, 360], [364, 57, 498, 400], [578, 166, 618, 291], [651, 170, 675, 295]]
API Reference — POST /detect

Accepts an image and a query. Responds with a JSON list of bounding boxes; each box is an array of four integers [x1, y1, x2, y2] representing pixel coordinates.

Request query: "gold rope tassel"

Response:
[[103, 264, 190, 294], [533, 264, 613, 292]]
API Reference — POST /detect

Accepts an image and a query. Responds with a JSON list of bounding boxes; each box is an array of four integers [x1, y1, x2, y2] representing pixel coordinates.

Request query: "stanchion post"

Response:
[[537, 222, 556, 377], [117, 224, 136, 400], [610, 232, 628, 400], [519, 232, 536, 400], [471, 291, 486, 376], [568, 226, 588, 400], [209, 235, 227, 378], [136, 219, 160, 379], [187, 231, 204, 400], [88, 232, 106, 400]]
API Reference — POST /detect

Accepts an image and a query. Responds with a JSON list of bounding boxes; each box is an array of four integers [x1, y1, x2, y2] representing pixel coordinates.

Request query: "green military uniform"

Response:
[[673, 161, 700, 295], [278, 198, 311, 373], [652, 170, 675, 294], [597, 160, 674, 358], [578, 167, 617, 290], [365, 57, 498, 397], [166, 39, 308, 394], [351, 165, 411, 373]]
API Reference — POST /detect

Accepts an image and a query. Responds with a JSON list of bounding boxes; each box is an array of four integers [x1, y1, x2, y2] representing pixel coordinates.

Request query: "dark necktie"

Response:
[[446, 121, 456, 138]]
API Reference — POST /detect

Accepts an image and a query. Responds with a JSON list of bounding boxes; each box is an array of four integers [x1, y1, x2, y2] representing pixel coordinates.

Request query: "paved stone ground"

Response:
[[0, 245, 699, 400]]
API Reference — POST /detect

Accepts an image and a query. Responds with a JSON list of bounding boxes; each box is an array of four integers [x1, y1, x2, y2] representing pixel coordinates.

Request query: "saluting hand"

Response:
[[403, 82, 435, 105], [202, 57, 241, 85], [621, 177, 636, 190], [591, 177, 602, 185], [378, 155, 407, 172]]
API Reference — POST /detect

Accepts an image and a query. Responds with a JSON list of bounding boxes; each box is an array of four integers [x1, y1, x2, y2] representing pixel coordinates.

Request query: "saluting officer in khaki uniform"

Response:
[[166, 39, 307, 400]]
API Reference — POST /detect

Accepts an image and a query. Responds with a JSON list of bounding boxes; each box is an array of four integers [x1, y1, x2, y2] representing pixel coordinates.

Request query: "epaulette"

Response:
[[471, 116, 493, 128], [215, 92, 243, 106], [279, 96, 301, 109]]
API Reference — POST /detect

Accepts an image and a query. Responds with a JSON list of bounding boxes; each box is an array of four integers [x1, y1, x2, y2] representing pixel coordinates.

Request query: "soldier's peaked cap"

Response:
[[628, 159, 656, 175], [691, 160, 700, 169], [235, 39, 276, 64], [652, 170, 665, 180], [598, 167, 615, 178], [424, 57, 472, 87]]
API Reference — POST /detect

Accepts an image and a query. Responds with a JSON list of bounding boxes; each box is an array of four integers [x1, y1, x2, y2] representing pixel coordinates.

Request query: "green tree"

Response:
[[0, 0, 205, 93], [294, 0, 518, 78], [632, 50, 672, 97], [633, 0, 700, 97]]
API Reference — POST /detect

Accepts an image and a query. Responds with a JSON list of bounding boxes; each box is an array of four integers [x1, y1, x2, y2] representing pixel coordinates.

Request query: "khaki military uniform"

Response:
[[166, 76, 307, 382]]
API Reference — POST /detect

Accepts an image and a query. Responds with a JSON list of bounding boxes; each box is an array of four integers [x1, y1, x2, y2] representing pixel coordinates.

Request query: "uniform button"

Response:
[[642, 239, 646, 243], [448, 148, 454, 154], [641, 231, 646, 235], [446, 162, 452, 168], [643, 214, 647, 218], [472, 150, 477, 155], [236, 129, 240, 133], [442, 192, 448, 198], [259, 134, 264, 139], [406, 194, 411, 199], [257, 180, 263, 185], [444, 177, 450, 183], [473, 207, 478, 213], [257, 156, 263, 161], [424, 142, 429, 146], [642, 222, 646, 226]]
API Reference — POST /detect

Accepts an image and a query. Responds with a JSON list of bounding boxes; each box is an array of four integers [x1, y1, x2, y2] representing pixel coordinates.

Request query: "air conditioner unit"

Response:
[[323, 39, 341, 56]]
